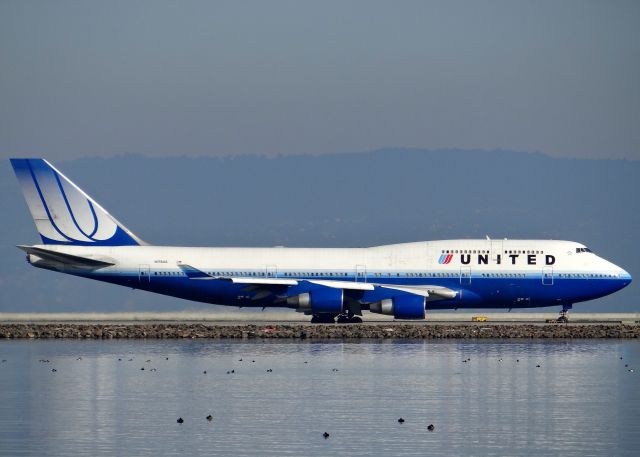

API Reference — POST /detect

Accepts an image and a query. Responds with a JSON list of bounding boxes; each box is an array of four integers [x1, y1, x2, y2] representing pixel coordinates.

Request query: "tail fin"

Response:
[[10, 158, 145, 246]]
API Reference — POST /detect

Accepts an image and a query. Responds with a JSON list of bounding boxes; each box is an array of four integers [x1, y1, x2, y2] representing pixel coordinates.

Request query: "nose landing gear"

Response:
[[557, 304, 572, 323]]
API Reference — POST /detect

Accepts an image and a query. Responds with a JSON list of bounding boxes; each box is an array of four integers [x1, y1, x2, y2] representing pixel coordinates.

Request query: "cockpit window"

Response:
[[576, 247, 593, 253]]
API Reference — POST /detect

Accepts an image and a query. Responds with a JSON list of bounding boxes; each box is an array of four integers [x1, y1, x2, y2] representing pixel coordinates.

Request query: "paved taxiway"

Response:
[[1, 312, 638, 325]]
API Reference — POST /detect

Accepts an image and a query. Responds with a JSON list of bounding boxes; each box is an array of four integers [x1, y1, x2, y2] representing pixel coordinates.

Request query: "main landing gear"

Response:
[[310, 312, 363, 324], [557, 304, 572, 324], [336, 312, 363, 324], [310, 314, 338, 324]]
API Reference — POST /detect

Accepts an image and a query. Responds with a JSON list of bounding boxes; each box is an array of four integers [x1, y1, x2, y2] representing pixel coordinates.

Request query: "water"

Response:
[[1, 339, 639, 457]]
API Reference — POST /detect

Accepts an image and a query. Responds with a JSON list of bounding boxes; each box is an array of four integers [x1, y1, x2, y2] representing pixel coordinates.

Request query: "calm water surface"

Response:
[[0, 339, 639, 457]]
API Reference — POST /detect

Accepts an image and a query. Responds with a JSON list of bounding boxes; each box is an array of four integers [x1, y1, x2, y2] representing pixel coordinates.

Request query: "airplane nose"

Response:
[[619, 269, 632, 287]]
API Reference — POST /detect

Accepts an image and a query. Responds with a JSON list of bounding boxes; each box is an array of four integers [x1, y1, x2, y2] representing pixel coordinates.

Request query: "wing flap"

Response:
[[306, 280, 375, 291], [229, 277, 299, 286], [379, 284, 457, 300]]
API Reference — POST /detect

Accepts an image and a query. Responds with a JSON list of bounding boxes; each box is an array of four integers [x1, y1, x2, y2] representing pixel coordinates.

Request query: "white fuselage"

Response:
[[27, 239, 631, 313]]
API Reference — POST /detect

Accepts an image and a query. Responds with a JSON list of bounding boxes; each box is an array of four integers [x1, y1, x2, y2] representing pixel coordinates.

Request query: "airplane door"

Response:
[[139, 265, 150, 283], [542, 267, 554, 285], [355, 265, 367, 283], [460, 267, 471, 285], [265, 265, 278, 278]]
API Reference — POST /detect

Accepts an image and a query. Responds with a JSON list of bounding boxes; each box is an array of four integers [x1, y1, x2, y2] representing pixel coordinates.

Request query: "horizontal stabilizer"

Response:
[[17, 245, 115, 268]]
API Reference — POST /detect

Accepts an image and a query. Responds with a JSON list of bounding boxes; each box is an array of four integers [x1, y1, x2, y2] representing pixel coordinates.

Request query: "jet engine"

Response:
[[369, 295, 426, 320], [287, 288, 344, 314]]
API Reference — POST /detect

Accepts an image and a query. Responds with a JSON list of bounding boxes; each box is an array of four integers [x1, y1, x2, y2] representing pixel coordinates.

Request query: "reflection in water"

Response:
[[0, 340, 639, 457]]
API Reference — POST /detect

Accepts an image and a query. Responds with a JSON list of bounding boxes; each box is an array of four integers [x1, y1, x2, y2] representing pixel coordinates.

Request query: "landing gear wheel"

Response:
[[556, 315, 568, 324], [336, 313, 363, 324], [310, 314, 336, 324]]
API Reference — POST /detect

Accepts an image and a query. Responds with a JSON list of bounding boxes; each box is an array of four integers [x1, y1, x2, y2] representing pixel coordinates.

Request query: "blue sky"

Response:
[[1, 1, 639, 161], [1, 3, 638, 312]]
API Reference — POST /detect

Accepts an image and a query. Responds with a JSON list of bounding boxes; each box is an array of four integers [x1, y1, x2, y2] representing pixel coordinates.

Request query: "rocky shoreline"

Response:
[[0, 323, 639, 339]]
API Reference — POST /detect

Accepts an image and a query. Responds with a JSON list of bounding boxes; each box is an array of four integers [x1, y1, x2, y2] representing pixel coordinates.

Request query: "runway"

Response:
[[0, 311, 638, 325]]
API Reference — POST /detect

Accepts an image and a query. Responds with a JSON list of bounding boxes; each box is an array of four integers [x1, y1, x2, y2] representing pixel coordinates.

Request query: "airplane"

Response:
[[10, 158, 632, 323]]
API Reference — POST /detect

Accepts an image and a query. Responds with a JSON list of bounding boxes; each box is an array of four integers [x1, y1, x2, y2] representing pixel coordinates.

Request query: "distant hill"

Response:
[[0, 149, 637, 312]]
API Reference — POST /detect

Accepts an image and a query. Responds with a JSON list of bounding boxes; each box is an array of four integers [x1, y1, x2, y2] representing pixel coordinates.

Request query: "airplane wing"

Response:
[[178, 263, 297, 284], [178, 263, 372, 302], [17, 245, 115, 268], [178, 263, 372, 288], [177, 263, 455, 301]]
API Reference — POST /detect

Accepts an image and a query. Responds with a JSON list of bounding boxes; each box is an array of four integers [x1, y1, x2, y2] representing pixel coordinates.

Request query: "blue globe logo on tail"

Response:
[[10, 159, 142, 246]]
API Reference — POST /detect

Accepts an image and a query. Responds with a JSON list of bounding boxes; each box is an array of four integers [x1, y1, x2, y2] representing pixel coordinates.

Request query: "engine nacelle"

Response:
[[370, 295, 425, 320], [287, 288, 344, 314]]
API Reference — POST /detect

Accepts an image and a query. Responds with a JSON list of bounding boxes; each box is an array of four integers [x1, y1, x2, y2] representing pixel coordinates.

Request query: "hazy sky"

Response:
[[1, 0, 638, 160]]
